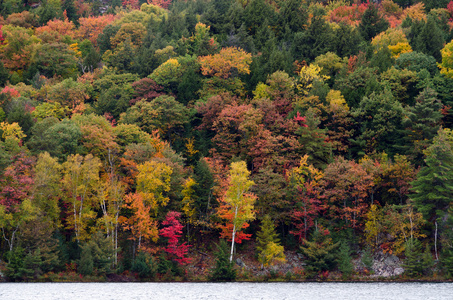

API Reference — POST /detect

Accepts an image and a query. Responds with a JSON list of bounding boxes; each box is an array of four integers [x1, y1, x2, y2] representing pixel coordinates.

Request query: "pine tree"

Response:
[[209, 240, 237, 281], [414, 16, 445, 62], [79, 244, 94, 276], [299, 229, 340, 275], [256, 215, 285, 268], [403, 238, 423, 277], [337, 241, 354, 278], [402, 87, 443, 163], [359, 4, 389, 41], [411, 129, 453, 222]]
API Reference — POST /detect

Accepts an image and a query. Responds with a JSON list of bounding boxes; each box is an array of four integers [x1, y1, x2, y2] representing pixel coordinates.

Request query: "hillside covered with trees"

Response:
[[1, 0, 453, 281]]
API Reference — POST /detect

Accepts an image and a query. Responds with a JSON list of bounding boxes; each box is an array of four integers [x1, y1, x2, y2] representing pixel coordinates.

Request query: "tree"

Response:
[[62, 154, 101, 243], [256, 215, 285, 268], [136, 160, 173, 217], [359, 3, 389, 41], [222, 161, 256, 262], [31, 43, 78, 79], [402, 87, 443, 162], [439, 39, 453, 78], [209, 239, 236, 281], [287, 155, 324, 242], [351, 88, 404, 156], [198, 47, 252, 79], [299, 228, 340, 276], [121, 192, 158, 252], [337, 240, 354, 278], [413, 16, 445, 62], [33, 152, 62, 227], [411, 128, 453, 222], [159, 211, 190, 266]]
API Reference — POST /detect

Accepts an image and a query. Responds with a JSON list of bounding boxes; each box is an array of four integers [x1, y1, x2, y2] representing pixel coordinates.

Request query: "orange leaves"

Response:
[[401, 2, 426, 22], [198, 47, 252, 79], [122, 192, 159, 248], [76, 15, 117, 47], [328, 2, 368, 26], [35, 18, 76, 41], [148, 0, 172, 9]]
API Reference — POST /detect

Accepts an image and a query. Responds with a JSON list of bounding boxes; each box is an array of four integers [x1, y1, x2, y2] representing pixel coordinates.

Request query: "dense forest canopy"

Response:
[[1, 0, 453, 281]]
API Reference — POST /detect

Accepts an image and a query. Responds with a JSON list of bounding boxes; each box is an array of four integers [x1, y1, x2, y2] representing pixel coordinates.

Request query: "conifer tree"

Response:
[[359, 4, 389, 41], [414, 16, 445, 62], [299, 228, 339, 275], [256, 215, 285, 268], [209, 239, 236, 281], [337, 241, 354, 278], [411, 129, 453, 222], [402, 87, 443, 163]]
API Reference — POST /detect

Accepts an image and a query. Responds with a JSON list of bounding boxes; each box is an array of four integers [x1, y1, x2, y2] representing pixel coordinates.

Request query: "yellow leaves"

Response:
[[401, 2, 426, 22], [0, 122, 26, 143], [297, 64, 329, 95], [185, 137, 199, 157], [69, 43, 82, 58], [198, 47, 252, 79], [287, 155, 323, 188], [371, 28, 408, 54], [181, 177, 197, 222], [439, 40, 453, 78], [225, 161, 256, 228], [253, 82, 271, 100], [149, 58, 184, 86], [136, 160, 172, 215], [364, 204, 383, 248], [326, 89, 349, 112], [388, 42, 412, 59], [261, 242, 286, 267]]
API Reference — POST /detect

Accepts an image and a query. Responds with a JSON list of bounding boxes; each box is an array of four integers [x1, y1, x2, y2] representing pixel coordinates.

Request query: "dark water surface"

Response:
[[0, 282, 451, 300]]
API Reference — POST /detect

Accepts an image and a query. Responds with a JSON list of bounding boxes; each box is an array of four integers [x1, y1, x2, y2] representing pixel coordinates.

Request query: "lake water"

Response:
[[0, 282, 451, 300]]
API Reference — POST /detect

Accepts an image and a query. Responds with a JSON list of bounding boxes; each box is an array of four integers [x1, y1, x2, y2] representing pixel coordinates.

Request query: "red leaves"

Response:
[[130, 78, 165, 105], [159, 211, 190, 265], [293, 111, 308, 127], [0, 153, 35, 212], [149, 0, 172, 9]]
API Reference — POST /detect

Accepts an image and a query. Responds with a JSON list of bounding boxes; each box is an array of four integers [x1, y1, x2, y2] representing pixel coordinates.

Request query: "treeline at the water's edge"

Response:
[[2, 0, 453, 282]]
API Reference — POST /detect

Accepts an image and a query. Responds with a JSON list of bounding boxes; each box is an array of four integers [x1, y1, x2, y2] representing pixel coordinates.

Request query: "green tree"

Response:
[[402, 87, 443, 163], [413, 16, 445, 62], [402, 238, 433, 277], [209, 239, 236, 281], [359, 4, 389, 41], [337, 240, 354, 278], [299, 228, 340, 276], [411, 128, 453, 223]]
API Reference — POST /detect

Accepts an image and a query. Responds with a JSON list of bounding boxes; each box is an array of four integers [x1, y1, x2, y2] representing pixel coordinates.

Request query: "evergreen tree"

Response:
[[403, 238, 423, 277], [361, 246, 374, 273], [359, 4, 389, 41], [79, 244, 94, 276], [337, 241, 354, 278], [411, 128, 453, 223], [131, 251, 157, 279], [291, 14, 334, 62], [256, 215, 285, 268], [209, 239, 236, 281], [299, 229, 340, 276], [62, 0, 79, 24], [402, 87, 443, 163], [414, 16, 445, 62], [277, 0, 307, 37]]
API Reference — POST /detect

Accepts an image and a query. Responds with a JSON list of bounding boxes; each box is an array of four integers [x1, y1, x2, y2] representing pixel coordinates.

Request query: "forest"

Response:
[[1, 0, 453, 282]]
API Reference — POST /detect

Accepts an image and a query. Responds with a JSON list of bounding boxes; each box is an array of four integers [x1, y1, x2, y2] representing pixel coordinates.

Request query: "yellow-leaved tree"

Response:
[[223, 161, 256, 262]]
